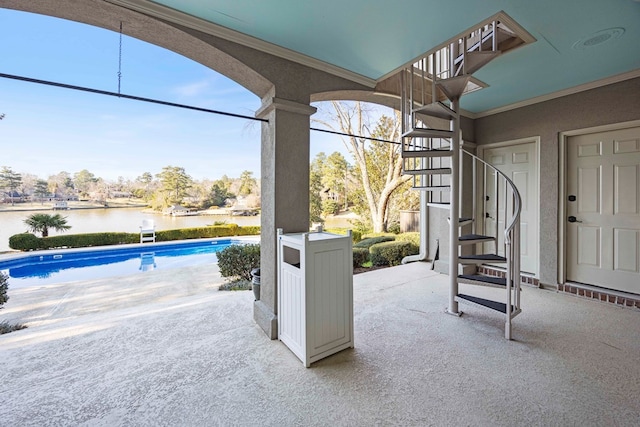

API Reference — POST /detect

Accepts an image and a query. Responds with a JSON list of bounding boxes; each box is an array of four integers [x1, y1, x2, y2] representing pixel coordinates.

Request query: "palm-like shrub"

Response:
[[23, 213, 71, 237]]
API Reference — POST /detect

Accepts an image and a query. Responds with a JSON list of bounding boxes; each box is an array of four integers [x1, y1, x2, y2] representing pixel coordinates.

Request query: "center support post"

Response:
[[253, 95, 316, 339], [447, 98, 461, 316]]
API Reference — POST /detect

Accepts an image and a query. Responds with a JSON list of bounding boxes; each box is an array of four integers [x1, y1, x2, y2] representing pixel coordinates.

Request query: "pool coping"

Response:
[[0, 235, 260, 265]]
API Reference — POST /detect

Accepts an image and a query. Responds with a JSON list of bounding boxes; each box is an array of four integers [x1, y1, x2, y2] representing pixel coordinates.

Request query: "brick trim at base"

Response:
[[471, 266, 640, 310], [557, 283, 640, 310], [477, 266, 539, 287]]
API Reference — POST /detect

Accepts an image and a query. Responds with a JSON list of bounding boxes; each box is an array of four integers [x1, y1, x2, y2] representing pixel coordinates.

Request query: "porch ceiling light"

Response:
[[572, 27, 625, 50]]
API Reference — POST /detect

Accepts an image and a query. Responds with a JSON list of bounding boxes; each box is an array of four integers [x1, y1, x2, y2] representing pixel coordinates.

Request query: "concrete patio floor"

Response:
[[0, 262, 639, 426]]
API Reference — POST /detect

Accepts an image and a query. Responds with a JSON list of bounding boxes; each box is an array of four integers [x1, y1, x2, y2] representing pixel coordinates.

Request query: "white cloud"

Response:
[[172, 80, 211, 97]]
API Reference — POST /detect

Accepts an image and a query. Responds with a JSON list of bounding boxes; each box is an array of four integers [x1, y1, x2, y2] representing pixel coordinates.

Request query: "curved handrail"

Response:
[[461, 148, 522, 244]]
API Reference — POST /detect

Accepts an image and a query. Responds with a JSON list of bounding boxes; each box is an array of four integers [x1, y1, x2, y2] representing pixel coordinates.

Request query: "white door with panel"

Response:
[[482, 142, 538, 274], [567, 127, 640, 294]]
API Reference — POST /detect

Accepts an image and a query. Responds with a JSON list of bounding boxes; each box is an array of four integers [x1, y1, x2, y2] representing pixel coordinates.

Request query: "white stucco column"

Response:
[[253, 96, 316, 339]]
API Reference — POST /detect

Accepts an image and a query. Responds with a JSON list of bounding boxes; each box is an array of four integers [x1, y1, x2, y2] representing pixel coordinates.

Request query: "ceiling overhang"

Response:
[[104, 0, 377, 88]]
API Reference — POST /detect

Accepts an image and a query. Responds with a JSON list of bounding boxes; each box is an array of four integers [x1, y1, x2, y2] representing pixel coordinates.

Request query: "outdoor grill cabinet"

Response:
[[277, 228, 354, 367]]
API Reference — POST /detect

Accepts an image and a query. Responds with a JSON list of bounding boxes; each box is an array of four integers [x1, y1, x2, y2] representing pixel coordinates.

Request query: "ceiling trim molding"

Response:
[[473, 68, 640, 118], [104, 0, 377, 88]]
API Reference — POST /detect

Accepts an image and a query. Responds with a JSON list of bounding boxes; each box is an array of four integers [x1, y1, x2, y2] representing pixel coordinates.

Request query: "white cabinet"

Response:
[[277, 228, 354, 367]]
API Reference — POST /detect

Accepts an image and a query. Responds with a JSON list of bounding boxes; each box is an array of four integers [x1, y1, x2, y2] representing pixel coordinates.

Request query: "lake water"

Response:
[[0, 208, 259, 252], [0, 208, 353, 252]]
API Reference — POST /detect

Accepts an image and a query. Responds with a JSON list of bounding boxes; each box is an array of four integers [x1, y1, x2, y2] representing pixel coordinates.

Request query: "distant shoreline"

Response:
[[0, 201, 148, 213]]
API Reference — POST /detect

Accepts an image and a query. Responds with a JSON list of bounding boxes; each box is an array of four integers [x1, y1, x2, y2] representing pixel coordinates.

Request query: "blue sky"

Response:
[[0, 8, 352, 182]]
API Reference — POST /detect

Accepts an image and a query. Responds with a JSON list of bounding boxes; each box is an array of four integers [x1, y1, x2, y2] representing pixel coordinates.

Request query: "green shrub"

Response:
[[0, 272, 8, 308], [218, 279, 252, 291], [322, 199, 341, 216], [0, 273, 26, 334], [354, 235, 396, 249], [42, 232, 139, 249], [9, 233, 42, 251], [238, 226, 261, 236], [396, 232, 421, 247], [217, 243, 261, 281], [362, 232, 397, 240], [352, 247, 370, 268], [156, 224, 239, 241], [369, 241, 419, 266], [324, 228, 362, 243], [0, 321, 27, 335], [387, 221, 401, 234]]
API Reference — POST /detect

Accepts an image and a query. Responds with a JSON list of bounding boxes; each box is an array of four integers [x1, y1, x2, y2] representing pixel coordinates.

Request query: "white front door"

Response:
[[566, 127, 640, 294], [482, 141, 538, 275]]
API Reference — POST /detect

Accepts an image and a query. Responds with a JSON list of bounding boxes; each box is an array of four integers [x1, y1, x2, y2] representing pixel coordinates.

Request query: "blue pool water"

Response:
[[0, 239, 250, 288]]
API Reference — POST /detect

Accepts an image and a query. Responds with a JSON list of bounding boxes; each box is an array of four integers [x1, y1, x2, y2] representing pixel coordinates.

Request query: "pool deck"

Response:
[[0, 263, 224, 329], [1, 262, 639, 426]]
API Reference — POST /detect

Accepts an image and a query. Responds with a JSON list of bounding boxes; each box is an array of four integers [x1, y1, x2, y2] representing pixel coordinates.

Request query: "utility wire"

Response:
[[0, 72, 399, 145], [1, 72, 267, 122]]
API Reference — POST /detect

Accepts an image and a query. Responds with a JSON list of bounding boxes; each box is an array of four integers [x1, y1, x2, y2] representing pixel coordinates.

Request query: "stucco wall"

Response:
[[474, 77, 640, 285]]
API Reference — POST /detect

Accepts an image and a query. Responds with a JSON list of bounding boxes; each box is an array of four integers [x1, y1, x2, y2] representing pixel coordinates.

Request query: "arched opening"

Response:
[[1, 1, 386, 340], [0, 7, 266, 233]]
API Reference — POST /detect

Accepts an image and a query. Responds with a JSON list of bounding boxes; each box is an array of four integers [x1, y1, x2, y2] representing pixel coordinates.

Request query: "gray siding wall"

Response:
[[473, 77, 640, 285]]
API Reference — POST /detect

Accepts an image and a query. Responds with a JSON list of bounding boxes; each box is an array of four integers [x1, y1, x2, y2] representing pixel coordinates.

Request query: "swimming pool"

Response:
[[0, 238, 257, 288]]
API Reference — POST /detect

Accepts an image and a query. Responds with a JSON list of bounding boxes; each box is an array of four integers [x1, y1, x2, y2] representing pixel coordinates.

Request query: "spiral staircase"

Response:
[[400, 19, 523, 339]]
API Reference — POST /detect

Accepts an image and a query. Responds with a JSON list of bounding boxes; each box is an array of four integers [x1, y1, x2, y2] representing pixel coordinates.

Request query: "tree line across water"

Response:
[[0, 165, 260, 212], [2, 102, 420, 234]]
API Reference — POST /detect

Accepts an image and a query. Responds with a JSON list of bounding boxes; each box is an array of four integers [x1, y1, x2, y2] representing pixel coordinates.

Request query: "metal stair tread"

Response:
[[449, 217, 473, 226], [458, 274, 506, 287], [401, 148, 453, 158], [412, 101, 456, 120], [459, 233, 494, 242], [411, 185, 450, 192], [426, 202, 450, 209], [459, 254, 507, 263], [403, 167, 451, 175], [402, 128, 453, 139], [454, 51, 501, 74], [463, 51, 501, 74], [436, 75, 471, 100], [456, 293, 511, 313]]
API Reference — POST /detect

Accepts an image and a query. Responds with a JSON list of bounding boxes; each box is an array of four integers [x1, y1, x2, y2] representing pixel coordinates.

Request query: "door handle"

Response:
[[568, 216, 582, 223]]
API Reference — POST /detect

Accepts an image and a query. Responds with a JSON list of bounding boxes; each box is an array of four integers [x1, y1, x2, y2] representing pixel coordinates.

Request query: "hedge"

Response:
[[362, 232, 398, 240], [8, 233, 42, 251], [369, 241, 419, 266], [8, 225, 261, 251], [352, 247, 370, 268], [324, 228, 363, 243], [354, 235, 396, 249], [41, 232, 139, 249], [394, 232, 420, 247]]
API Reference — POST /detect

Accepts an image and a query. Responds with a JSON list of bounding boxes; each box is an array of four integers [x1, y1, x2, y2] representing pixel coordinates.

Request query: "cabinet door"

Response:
[[308, 247, 352, 354]]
